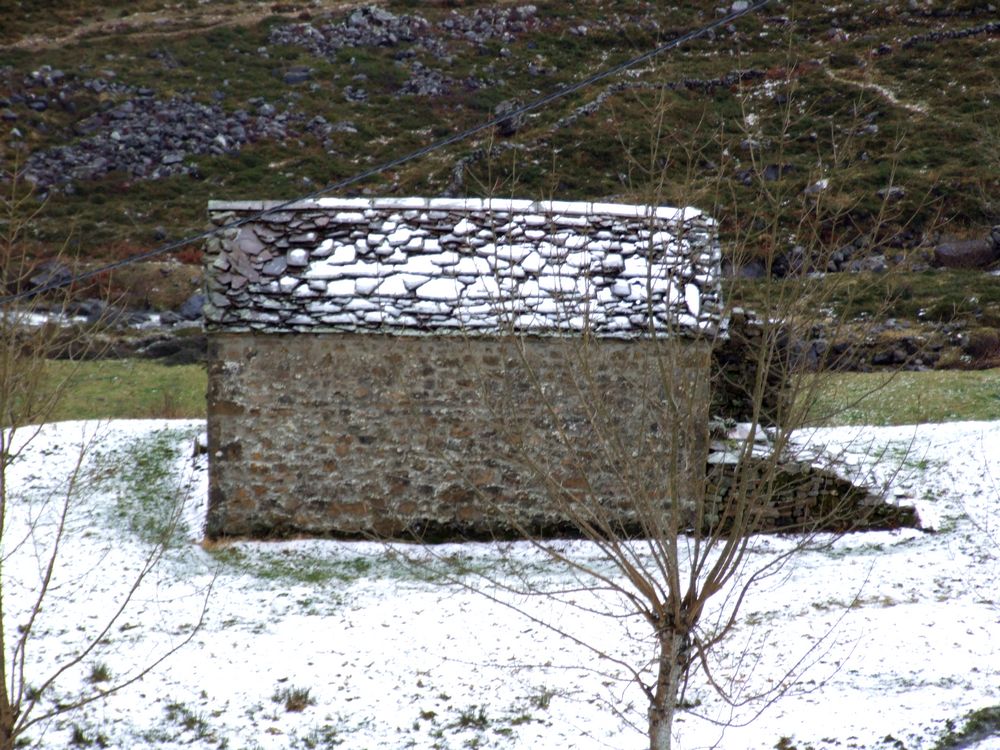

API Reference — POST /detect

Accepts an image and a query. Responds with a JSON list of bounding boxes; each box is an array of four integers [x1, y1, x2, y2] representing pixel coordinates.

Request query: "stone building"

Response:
[[203, 197, 723, 540]]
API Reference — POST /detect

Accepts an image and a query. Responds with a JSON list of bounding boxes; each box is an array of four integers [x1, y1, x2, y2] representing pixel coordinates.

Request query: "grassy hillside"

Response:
[[36, 359, 1000, 426], [2, 1, 997, 248], [42, 359, 207, 420], [1, 0, 998, 350]]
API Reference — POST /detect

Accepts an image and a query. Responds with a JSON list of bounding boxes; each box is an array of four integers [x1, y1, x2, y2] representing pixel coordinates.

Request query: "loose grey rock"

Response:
[[933, 239, 999, 269], [23, 93, 297, 189], [331, 121, 358, 133], [178, 293, 206, 320], [29, 260, 73, 290], [803, 178, 830, 195], [267, 6, 432, 59], [493, 99, 525, 137], [282, 67, 312, 85], [79, 300, 141, 327], [763, 163, 794, 182], [399, 62, 452, 97], [877, 186, 906, 202], [728, 258, 767, 279], [440, 4, 538, 42], [343, 86, 368, 102], [139, 333, 207, 364], [850, 256, 888, 274]]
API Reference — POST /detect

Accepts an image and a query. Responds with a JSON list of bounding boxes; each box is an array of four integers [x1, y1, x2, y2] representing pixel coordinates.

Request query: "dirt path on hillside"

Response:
[[821, 66, 929, 116], [1, 0, 370, 52]]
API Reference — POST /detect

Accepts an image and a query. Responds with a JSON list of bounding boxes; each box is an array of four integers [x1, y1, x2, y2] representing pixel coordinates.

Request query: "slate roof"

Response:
[[204, 197, 722, 337]]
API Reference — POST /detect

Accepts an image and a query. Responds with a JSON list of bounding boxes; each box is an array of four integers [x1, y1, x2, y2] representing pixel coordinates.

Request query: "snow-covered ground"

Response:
[[4, 419, 1000, 750]]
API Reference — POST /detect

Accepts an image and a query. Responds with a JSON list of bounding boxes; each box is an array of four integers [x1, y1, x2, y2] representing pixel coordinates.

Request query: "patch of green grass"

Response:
[[91, 426, 199, 546], [207, 544, 501, 592], [272, 686, 316, 713], [773, 738, 812, 750], [68, 724, 109, 749], [165, 702, 212, 736], [45, 355, 1000, 429], [45, 358, 206, 421], [0, 0, 167, 44], [141, 700, 220, 745], [528, 687, 555, 711], [451, 705, 489, 731], [804, 368, 1000, 426], [87, 663, 111, 684], [933, 705, 1000, 749], [291, 724, 343, 749], [208, 546, 376, 586]]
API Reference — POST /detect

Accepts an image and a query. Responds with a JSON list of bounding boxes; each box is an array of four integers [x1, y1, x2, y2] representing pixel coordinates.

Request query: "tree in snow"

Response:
[[0, 166, 208, 750], [433, 90, 923, 750]]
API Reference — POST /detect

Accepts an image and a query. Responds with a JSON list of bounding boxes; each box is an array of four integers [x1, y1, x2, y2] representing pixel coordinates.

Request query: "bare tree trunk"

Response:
[[0, 690, 15, 750], [0, 434, 13, 750], [649, 630, 687, 750]]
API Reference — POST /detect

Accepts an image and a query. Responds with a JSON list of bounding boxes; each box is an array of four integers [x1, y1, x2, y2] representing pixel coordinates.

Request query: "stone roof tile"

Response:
[[204, 197, 722, 337]]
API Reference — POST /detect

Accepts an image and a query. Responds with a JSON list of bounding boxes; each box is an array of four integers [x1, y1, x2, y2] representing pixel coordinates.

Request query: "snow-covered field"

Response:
[[4, 419, 1000, 750]]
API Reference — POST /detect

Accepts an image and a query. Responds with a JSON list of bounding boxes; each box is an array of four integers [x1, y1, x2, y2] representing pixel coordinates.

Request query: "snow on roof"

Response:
[[205, 198, 722, 337]]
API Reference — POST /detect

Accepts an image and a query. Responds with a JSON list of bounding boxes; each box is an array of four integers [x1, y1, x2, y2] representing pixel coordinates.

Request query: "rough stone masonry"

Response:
[[203, 197, 722, 539]]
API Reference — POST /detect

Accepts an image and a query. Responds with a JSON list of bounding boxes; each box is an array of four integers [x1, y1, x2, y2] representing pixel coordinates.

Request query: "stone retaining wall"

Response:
[[706, 447, 918, 533]]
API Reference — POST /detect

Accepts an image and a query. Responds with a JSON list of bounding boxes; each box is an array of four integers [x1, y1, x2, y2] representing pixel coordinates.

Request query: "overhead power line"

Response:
[[3, 0, 770, 305]]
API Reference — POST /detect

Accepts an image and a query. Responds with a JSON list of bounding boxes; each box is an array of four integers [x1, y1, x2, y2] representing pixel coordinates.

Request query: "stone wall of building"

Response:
[[206, 332, 712, 539], [201, 197, 914, 539], [203, 197, 722, 539]]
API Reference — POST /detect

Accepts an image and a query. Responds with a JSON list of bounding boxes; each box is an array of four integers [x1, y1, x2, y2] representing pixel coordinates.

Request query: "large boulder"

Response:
[[138, 333, 207, 365], [70, 299, 149, 327], [493, 99, 524, 136], [28, 259, 73, 291], [177, 292, 206, 321], [933, 238, 999, 269]]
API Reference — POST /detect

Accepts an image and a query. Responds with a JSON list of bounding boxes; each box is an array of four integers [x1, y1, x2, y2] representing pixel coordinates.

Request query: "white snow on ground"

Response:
[[4, 419, 1000, 749]]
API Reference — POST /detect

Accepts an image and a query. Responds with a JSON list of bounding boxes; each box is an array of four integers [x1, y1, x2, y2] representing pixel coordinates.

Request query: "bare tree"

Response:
[[0, 166, 209, 750], [406, 83, 923, 750]]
